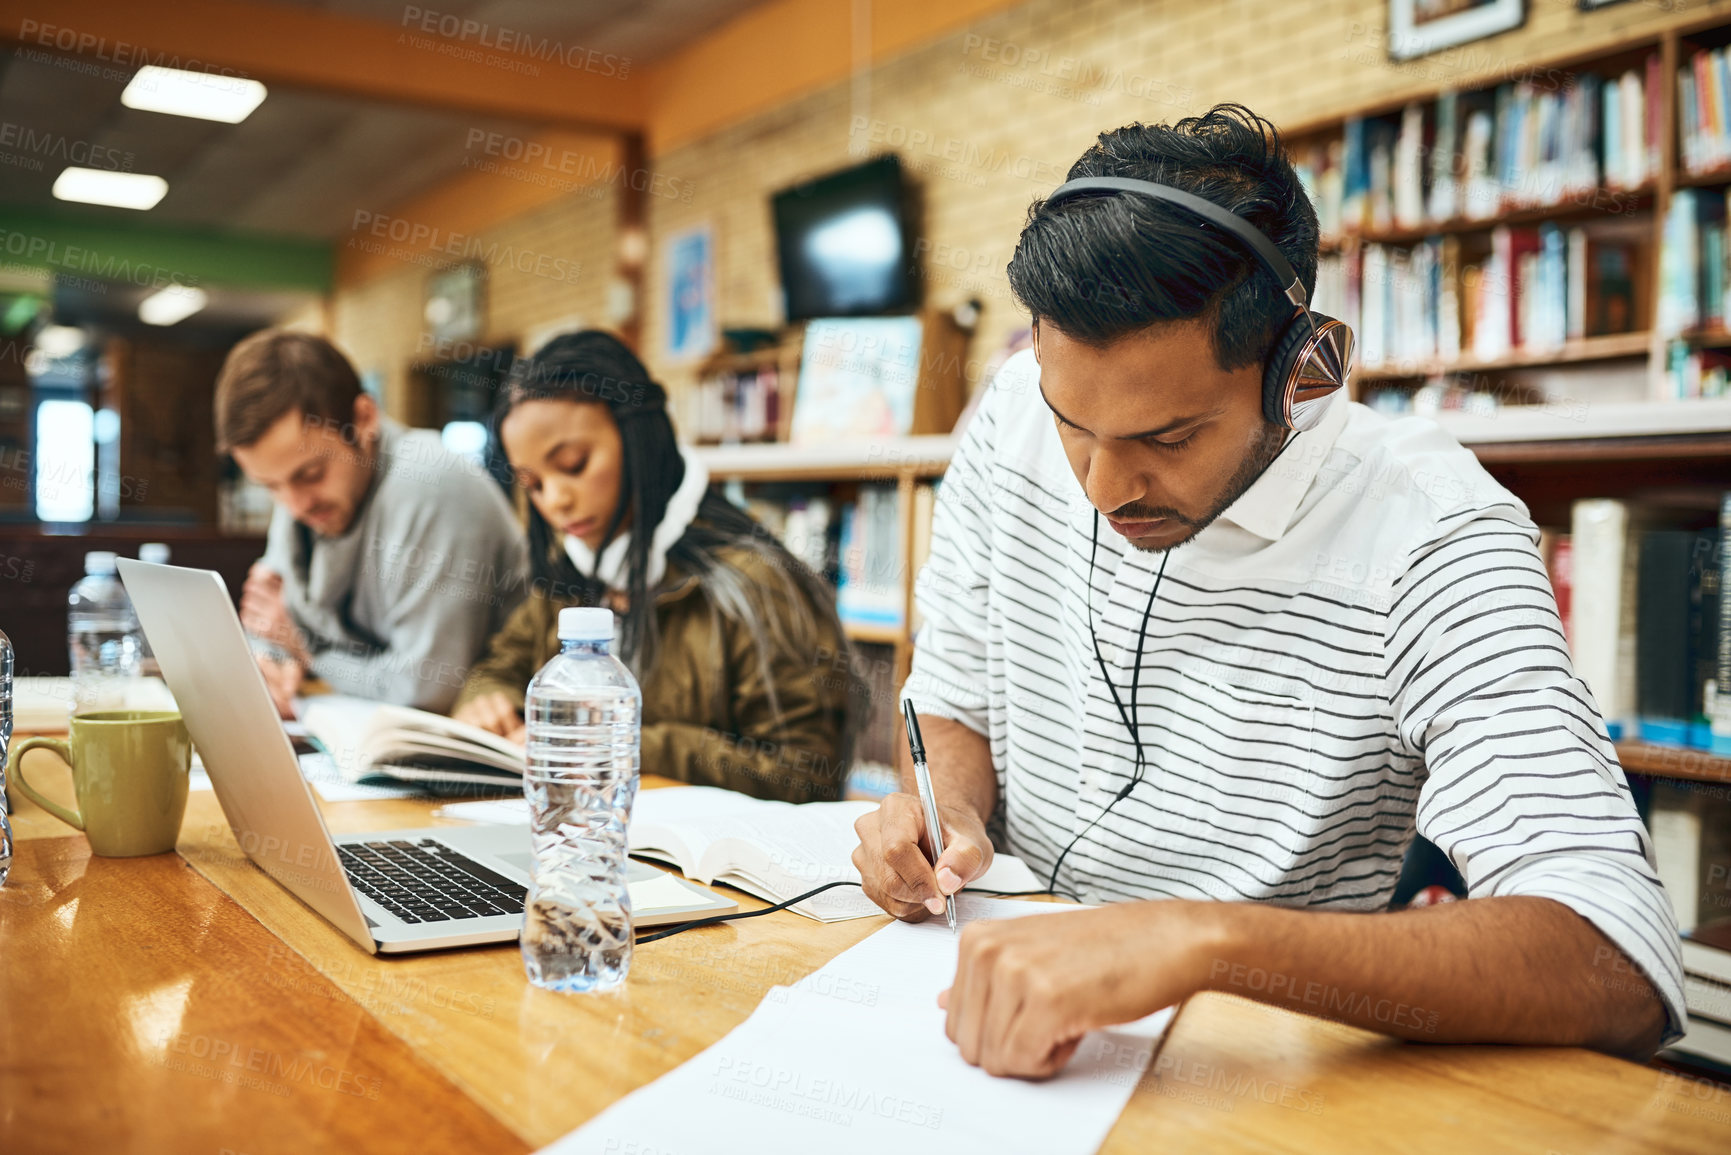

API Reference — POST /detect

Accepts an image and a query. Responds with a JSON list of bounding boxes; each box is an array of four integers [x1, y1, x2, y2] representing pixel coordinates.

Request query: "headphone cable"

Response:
[[1041, 426, 1306, 900]]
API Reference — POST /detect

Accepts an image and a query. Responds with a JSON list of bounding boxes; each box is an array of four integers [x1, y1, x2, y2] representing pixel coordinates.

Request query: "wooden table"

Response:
[[5, 761, 1731, 1154]]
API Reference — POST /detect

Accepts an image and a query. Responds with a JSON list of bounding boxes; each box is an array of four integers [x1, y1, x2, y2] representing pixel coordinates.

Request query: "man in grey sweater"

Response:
[[215, 330, 528, 715]]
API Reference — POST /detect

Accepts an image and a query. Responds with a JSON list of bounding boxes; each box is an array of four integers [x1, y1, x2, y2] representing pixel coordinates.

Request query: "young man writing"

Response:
[[215, 330, 529, 715], [853, 104, 1682, 1077]]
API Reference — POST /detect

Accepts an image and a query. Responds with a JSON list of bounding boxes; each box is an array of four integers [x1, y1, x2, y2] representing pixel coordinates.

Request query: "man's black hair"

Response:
[[1006, 103, 1320, 371]]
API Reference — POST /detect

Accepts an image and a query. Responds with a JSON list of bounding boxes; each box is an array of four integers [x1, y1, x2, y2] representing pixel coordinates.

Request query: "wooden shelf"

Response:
[[693, 434, 957, 482], [1677, 165, 1731, 189], [1321, 186, 1655, 252], [1434, 396, 1731, 448], [1679, 327, 1731, 348], [1353, 332, 1653, 383], [1619, 742, 1731, 787]]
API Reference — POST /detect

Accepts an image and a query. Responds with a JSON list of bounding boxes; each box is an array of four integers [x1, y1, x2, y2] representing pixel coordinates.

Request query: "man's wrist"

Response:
[[1174, 899, 1258, 996]]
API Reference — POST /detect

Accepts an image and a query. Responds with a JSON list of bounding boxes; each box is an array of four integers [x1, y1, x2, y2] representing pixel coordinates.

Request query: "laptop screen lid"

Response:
[[116, 559, 376, 953]]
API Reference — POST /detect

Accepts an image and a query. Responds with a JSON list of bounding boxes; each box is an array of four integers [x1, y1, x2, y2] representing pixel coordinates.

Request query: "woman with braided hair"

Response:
[[453, 329, 860, 803]]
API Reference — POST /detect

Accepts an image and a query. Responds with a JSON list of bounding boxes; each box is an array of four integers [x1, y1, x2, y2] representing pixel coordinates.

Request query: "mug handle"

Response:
[[8, 738, 85, 831]]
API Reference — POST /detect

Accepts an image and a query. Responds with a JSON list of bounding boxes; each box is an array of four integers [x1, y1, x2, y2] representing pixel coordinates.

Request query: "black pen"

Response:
[[902, 698, 958, 934]]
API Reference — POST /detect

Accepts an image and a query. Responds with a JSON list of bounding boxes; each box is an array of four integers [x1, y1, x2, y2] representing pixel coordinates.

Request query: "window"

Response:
[[34, 397, 94, 522]]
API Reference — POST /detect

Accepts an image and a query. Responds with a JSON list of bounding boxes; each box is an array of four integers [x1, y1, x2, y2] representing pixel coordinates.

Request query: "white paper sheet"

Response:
[[541, 895, 1173, 1155]]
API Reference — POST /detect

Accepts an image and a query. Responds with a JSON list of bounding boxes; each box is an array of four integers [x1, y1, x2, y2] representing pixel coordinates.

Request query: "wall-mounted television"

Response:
[[772, 155, 917, 322]]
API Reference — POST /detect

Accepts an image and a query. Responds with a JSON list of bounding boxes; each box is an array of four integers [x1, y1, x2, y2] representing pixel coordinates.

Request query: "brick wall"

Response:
[[328, 0, 1724, 421], [325, 183, 617, 417]]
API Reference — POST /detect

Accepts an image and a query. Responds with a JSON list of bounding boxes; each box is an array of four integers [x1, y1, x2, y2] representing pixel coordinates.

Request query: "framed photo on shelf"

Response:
[[1388, 0, 1524, 62], [664, 223, 716, 361]]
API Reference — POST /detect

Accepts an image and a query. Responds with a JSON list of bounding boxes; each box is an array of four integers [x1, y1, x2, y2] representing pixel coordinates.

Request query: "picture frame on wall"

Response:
[[424, 261, 484, 346], [1388, 0, 1525, 62], [665, 223, 716, 361]]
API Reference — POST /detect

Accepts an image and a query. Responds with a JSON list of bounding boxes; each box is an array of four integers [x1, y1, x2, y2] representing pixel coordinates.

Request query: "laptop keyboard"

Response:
[[337, 839, 527, 925]]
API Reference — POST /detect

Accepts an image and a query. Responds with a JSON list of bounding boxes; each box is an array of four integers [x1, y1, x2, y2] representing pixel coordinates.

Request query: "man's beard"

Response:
[[1114, 420, 1289, 553]]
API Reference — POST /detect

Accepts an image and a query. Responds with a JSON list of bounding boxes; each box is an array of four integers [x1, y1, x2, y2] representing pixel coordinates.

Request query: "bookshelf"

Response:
[[1354, 330, 1654, 382], [693, 434, 955, 673], [1618, 741, 1731, 787]]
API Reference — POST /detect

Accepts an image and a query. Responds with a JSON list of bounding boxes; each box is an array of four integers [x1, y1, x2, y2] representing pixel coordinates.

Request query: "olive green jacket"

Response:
[[456, 545, 854, 803]]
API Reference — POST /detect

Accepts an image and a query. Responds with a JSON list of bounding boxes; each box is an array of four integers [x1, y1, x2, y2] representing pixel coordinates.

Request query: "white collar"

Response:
[[564, 444, 709, 592], [1215, 388, 1350, 542]]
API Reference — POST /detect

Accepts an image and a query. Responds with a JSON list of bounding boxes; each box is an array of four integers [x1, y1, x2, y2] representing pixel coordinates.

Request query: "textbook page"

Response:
[[435, 786, 1046, 918], [542, 894, 1172, 1155]]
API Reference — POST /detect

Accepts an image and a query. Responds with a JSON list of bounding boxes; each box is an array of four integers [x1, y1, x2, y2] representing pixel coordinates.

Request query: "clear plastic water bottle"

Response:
[[1, 625, 12, 887], [135, 543, 173, 688], [68, 551, 142, 715], [521, 606, 642, 992]]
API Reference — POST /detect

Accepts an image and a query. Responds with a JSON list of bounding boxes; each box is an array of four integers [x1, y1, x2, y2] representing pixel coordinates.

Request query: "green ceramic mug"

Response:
[[8, 710, 191, 857]]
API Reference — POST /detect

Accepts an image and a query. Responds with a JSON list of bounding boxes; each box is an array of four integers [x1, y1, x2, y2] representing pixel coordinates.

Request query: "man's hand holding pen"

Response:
[[851, 792, 993, 922]]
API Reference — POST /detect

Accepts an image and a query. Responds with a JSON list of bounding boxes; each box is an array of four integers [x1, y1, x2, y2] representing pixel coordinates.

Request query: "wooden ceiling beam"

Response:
[[0, 0, 648, 133]]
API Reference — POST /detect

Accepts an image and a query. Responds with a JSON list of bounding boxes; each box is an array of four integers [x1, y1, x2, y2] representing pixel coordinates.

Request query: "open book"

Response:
[[439, 785, 1046, 922], [301, 696, 525, 787]]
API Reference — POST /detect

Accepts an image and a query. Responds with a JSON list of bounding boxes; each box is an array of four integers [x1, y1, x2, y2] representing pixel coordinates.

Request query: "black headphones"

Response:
[[1041, 176, 1354, 432]]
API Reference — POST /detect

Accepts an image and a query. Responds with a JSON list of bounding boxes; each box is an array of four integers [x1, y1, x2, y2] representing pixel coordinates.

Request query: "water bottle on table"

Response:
[[521, 606, 642, 992], [67, 551, 143, 715], [135, 543, 171, 682]]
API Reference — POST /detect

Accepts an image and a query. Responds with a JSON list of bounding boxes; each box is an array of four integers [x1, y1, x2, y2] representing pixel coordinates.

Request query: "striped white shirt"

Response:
[[904, 349, 1684, 1042]]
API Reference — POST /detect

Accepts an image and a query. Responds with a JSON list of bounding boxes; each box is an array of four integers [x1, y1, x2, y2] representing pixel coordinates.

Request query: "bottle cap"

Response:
[[558, 606, 614, 642], [139, 543, 171, 565], [83, 551, 118, 576]]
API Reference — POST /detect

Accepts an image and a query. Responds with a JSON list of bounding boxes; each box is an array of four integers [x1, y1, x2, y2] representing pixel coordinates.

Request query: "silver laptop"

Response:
[[118, 558, 734, 954]]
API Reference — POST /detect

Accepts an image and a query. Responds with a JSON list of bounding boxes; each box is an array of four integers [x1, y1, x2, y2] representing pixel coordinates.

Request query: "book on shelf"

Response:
[[1294, 136, 1345, 242], [1659, 187, 1731, 399], [1680, 43, 1731, 176], [1649, 780, 1731, 1031], [1541, 531, 1574, 651], [1720, 493, 1731, 746], [1636, 528, 1722, 745], [1427, 91, 1459, 224], [695, 363, 788, 445], [1343, 219, 1643, 374], [739, 491, 837, 584], [836, 484, 904, 630], [1568, 495, 1729, 750], [909, 480, 938, 633], [1316, 61, 1655, 240], [1570, 498, 1652, 739], [1659, 188, 1729, 337], [1393, 102, 1426, 230]]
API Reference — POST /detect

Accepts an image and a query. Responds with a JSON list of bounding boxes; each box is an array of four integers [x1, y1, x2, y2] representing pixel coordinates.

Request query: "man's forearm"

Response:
[[1194, 895, 1667, 1060], [894, 713, 998, 822]]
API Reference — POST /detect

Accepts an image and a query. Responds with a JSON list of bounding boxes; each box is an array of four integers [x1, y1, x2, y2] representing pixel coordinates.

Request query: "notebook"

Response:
[[438, 785, 1047, 921]]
